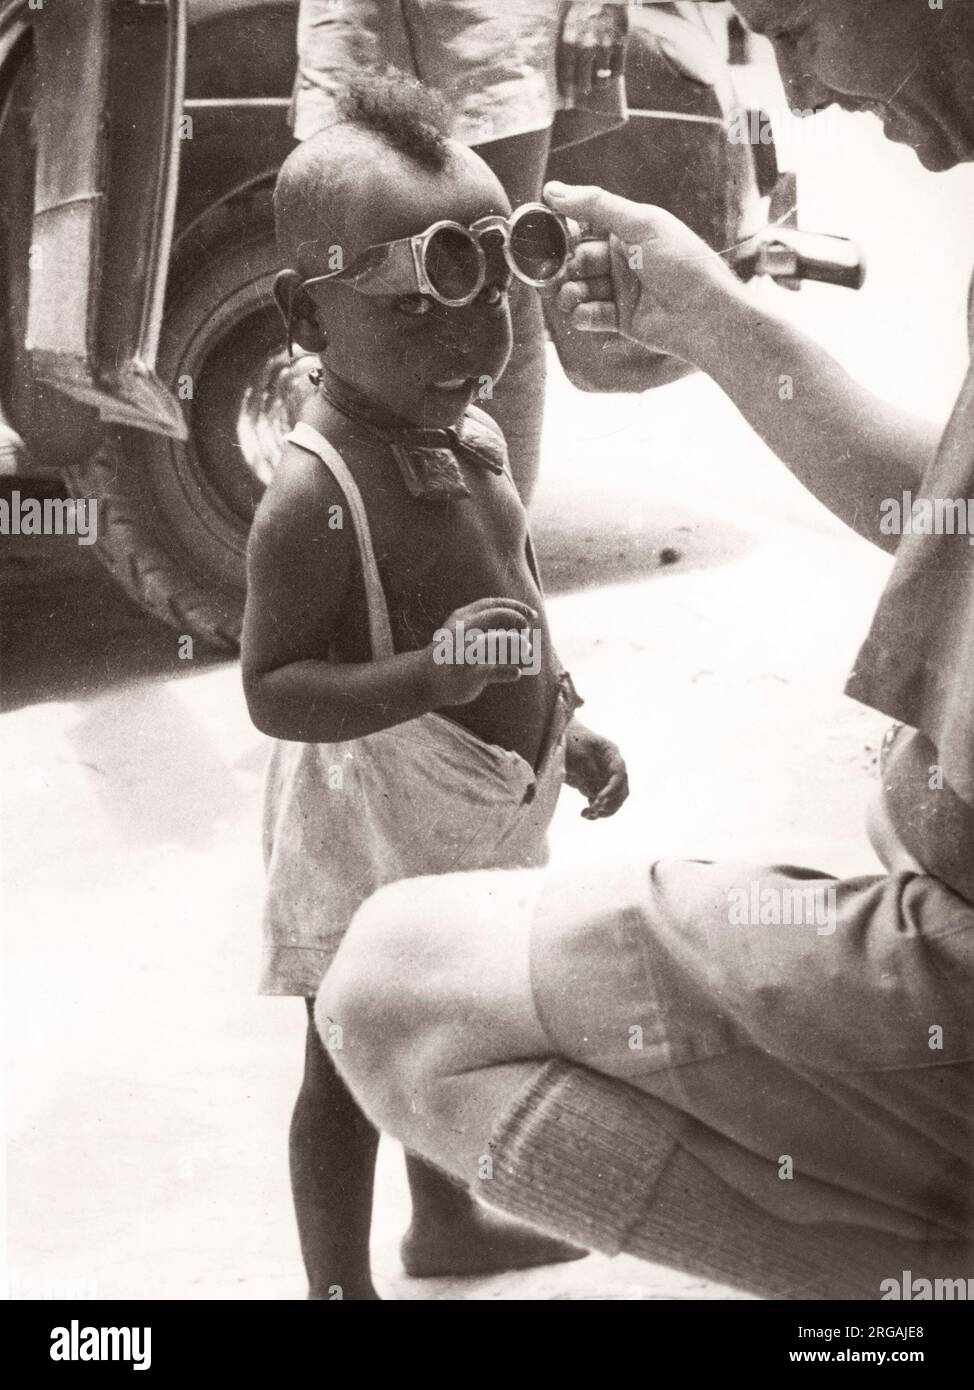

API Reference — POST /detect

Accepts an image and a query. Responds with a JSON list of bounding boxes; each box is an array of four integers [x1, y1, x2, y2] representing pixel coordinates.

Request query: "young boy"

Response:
[[242, 73, 629, 1301]]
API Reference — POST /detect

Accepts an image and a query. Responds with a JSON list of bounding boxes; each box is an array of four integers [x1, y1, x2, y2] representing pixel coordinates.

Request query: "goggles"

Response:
[[299, 202, 576, 309]]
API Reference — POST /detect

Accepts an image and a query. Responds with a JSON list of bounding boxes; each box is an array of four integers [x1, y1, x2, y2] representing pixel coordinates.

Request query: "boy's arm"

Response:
[[242, 447, 531, 743], [241, 449, 428, 742], [564, 718, 629, 819]]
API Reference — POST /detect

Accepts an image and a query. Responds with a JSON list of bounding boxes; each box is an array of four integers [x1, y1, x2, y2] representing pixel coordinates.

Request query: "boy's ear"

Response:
[[272, 269, 301, 324], [273, 269, 328, 355]]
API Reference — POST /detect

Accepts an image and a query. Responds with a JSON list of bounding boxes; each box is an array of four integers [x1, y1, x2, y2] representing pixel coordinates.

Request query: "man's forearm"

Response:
[[685, 294, 941, 552], [246, 648, 435, 743]]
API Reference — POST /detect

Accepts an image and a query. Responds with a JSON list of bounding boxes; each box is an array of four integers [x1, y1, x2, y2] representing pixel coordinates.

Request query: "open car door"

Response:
[[27, 0, 187, 439]]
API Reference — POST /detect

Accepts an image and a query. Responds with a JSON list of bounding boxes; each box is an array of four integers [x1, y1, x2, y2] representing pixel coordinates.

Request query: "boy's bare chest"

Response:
[[345, 441, 534, 640], [378, 481, 523, 576]]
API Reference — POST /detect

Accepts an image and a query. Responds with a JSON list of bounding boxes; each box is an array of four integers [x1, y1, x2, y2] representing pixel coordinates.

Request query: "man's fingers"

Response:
[[557, 276, 614, 313], [543, 182, 656, 244], [565, 239, 612, 280], [572, 301, 621, 334]]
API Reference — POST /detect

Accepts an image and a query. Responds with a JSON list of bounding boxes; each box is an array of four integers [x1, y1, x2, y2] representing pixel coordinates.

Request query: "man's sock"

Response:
[[479, 1060, 973, 1300]]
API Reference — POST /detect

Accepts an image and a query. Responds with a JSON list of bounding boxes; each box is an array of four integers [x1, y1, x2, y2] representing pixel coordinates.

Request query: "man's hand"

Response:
[[545, 182, 743, 363], [558, 3, 629, 101], [427, 597, 537, 707], [543, 183, 937, 553], [564, 720, 629, 820]]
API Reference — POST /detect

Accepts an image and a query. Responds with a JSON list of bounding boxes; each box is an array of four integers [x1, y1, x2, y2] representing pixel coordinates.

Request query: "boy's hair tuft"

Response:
[[336, 71, 451, 172]]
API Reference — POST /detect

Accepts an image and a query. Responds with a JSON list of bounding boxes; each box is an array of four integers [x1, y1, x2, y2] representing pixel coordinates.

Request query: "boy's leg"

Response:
[[289, 999, 381, 1301], [400, 1151, 586, 1278], [472, 127, 552, 506], [291, 1002, 580, 1296]]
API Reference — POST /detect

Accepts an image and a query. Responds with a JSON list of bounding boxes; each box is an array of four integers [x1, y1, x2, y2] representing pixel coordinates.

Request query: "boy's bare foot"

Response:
[[400, 1209, 588, 1279]]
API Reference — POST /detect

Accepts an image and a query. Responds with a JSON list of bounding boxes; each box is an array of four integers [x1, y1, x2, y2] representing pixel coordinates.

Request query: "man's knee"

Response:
[[316, 868, 544, 1137], [315, 879, 432, 1129]]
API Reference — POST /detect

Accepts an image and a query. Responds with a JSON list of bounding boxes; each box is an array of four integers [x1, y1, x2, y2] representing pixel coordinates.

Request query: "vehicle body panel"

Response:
[[25, 0, 187, 439]]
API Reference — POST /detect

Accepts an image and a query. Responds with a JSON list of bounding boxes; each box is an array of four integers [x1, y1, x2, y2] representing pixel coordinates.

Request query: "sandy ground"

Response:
[[3, 112, 973, 1301]]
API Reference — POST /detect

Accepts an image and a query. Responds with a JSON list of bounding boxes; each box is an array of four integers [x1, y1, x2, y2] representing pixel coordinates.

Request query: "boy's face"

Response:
[[304, 144, 515, 428], [735, 0, 973, 171]]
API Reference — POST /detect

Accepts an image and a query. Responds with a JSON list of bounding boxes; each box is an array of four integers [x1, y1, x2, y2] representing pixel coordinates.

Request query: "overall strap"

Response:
[[286, 422, 395, 661]]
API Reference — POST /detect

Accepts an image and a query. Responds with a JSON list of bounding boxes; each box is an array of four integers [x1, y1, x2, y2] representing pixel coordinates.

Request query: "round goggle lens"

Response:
[[424, 226, 482, 301], [509, 209, 568, 283]]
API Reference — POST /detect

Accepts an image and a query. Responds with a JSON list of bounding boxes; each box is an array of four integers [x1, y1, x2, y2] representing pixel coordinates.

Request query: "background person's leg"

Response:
[[471, 127, 553, 505]]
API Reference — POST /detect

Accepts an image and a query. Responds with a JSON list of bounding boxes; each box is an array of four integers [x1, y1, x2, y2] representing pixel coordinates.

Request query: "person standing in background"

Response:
[[290, 1, 631, 503]]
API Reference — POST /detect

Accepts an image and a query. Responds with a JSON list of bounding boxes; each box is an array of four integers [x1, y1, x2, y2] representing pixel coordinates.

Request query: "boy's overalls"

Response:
[[260, 420, 580, 996]]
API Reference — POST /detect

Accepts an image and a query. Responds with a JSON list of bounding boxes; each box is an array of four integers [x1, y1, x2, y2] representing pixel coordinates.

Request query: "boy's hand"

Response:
[[428, 598, 538, 708], [565, 720, 629, 820]]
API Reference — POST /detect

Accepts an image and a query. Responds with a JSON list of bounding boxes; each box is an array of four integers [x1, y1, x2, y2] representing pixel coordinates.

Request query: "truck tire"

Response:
[[65, 188, 313, 652]]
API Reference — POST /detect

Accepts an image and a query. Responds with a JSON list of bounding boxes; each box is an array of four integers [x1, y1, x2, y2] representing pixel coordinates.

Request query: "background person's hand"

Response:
[[544, 182, 744, 362], [428, 597, 537, 707], [557, 3, 629, 101], [564, 721, 629, 820]]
